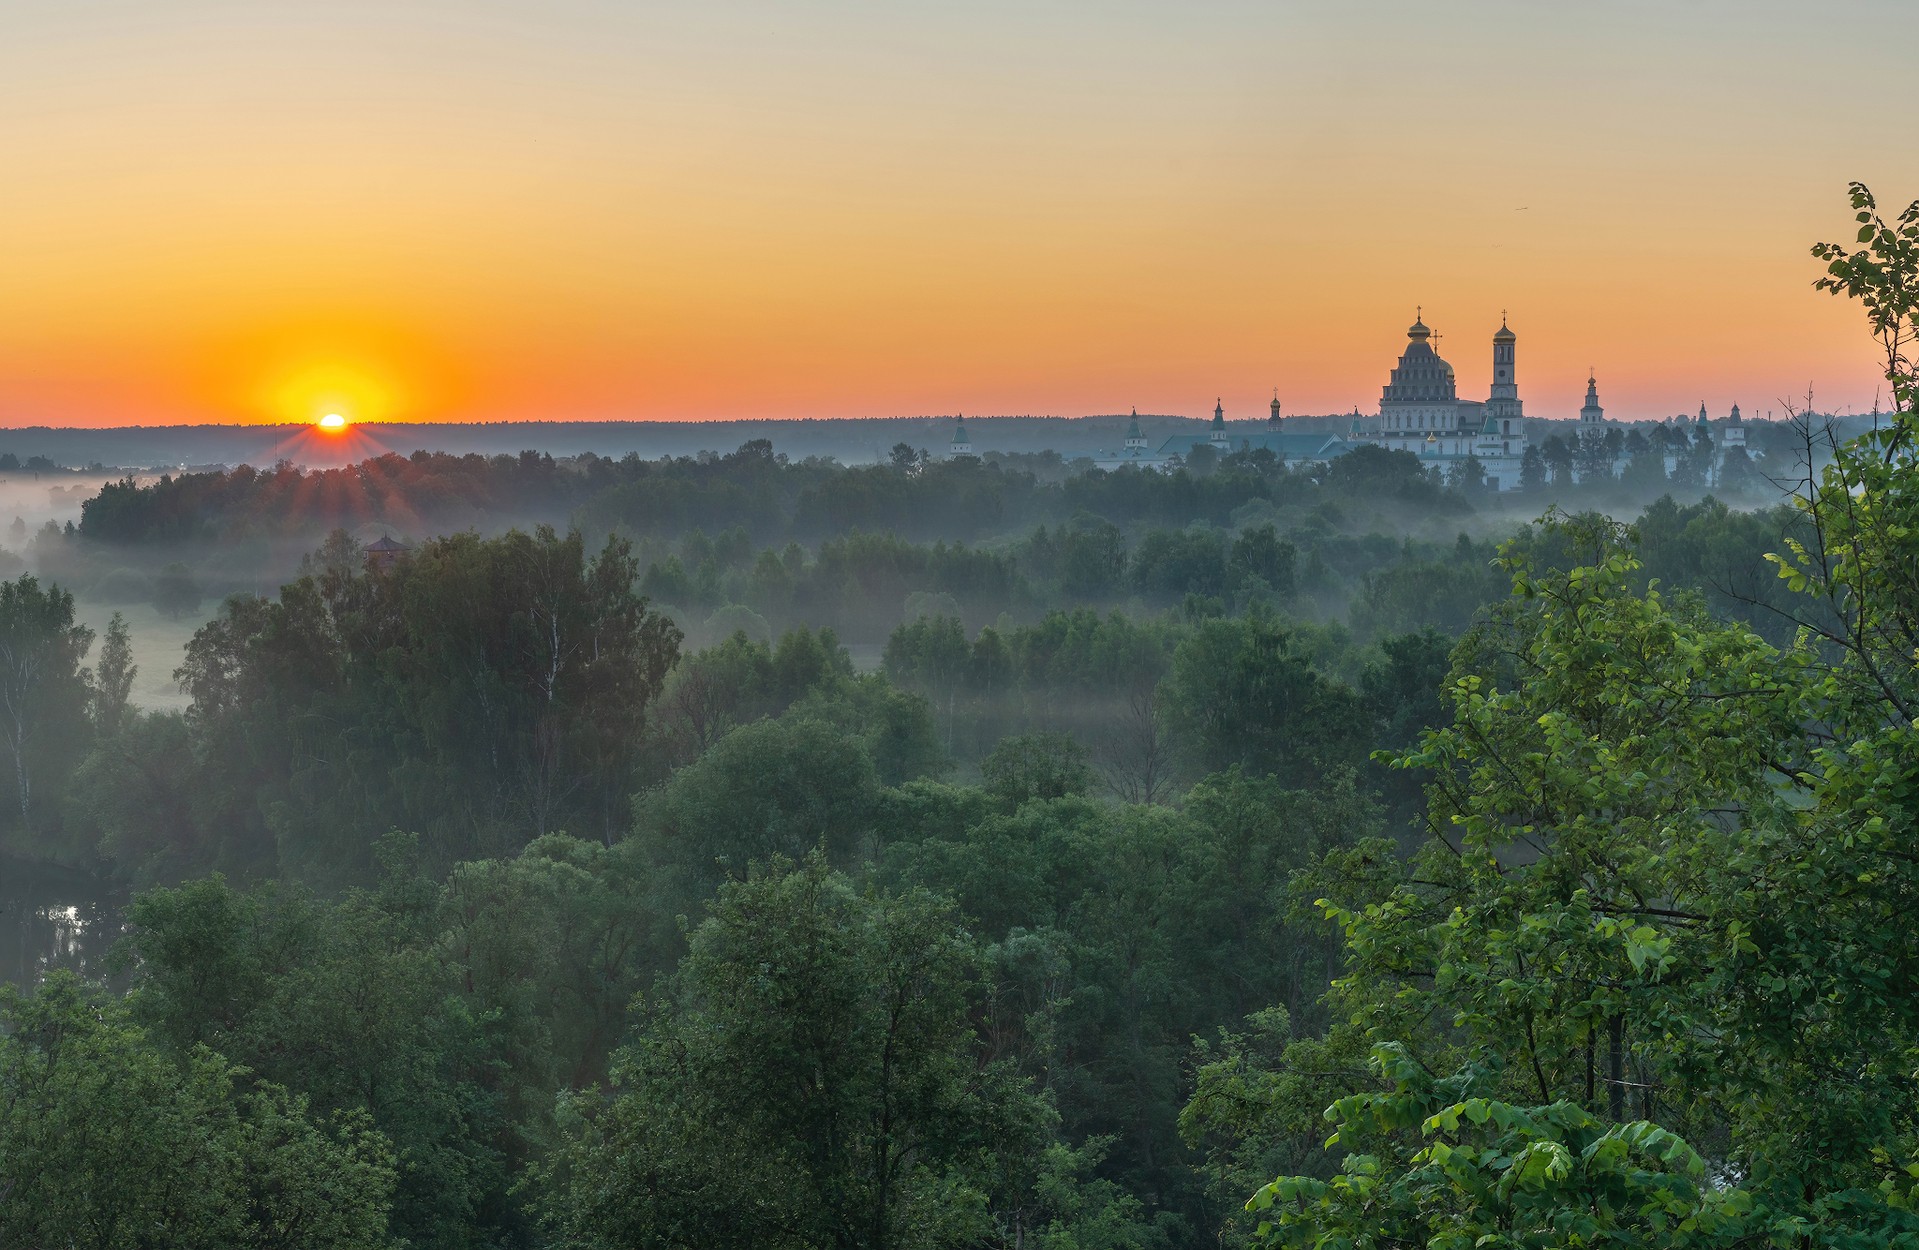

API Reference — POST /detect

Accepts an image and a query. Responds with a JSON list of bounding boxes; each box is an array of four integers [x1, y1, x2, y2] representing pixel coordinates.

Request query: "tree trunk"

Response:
[[1607, 1013, 1625, 1122]]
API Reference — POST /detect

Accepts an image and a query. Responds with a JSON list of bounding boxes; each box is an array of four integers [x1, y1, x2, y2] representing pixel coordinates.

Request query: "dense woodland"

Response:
[[2, 186, 1918, 1248], [42, 413, 1807, 669]]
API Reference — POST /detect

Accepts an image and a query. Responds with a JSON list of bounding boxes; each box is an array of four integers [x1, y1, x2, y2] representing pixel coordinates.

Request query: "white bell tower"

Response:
[[1580, 372, 1604, 427]]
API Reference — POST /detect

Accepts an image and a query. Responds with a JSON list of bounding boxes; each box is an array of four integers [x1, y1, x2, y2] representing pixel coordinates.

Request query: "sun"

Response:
[[317, 413, 349, 431]]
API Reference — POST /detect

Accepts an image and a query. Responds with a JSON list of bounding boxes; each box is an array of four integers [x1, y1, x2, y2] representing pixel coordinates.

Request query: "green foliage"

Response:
[[1813, 181, 1919, 360], [980, 731, 1093, 809], [655, 623, 854, 760], [0, 973, 399, 1249], [1246, 1045, 1759, 1249], [636, 714, 882, 890], [883, 773, 1377, 1224], [1357, 628, 1451, 753], [1227, 524, 1297, 601], [1444, 453, 1486, 492], [1241, 532, 1741, 1235], [1519, 443, 1547, 491], [164, 526, 679, 882], [791, 672, 949, 787], [537, 855, 1145, 1250], [150, 560, 203, 619], [115, 857, 514, 1249], [1052, 515, 1130, 598], [440, 834, 663, 1137], [1180, 1007, 1348, 1248], [1323, 445, 1463, 511], [1355, 535, 1506, 638], [90, 610, 136, 737], [1160, 612, 1368, 786], [69, 709, 203, 882], [0, 573, 95, 847], [1130, 527, 1228, 600]]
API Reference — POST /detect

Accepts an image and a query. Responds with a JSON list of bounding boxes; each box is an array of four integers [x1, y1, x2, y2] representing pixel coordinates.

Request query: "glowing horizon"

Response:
[[1, 1, 1913, 430]]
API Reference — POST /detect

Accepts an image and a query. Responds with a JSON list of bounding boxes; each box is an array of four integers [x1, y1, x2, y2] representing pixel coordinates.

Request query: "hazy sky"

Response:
[[1, 0, 1913, 427]]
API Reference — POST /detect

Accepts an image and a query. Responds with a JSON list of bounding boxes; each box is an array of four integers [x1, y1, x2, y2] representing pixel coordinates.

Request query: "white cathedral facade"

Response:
[[1361, 312, 1531, 491]]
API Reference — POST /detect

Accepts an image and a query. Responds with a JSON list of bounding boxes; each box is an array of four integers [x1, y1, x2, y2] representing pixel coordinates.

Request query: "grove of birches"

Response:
[[2, 186, 1918, 1249]]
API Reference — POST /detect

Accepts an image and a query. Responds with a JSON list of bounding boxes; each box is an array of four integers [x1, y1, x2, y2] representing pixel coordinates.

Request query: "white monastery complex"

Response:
[[943, 311, 1760, 490]]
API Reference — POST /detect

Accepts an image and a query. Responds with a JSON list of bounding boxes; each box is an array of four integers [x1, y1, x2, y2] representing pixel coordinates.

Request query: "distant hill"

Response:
[[0, 410, 1868, 473], [0, 414, 1355, 471]]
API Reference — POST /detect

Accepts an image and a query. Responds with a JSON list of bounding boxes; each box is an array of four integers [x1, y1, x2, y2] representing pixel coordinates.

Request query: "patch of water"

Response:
[[0, 857, 125, 988]]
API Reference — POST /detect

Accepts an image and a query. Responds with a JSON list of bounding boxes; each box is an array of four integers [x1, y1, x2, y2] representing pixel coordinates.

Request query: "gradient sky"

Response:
[[1, 0, 1914, 428]]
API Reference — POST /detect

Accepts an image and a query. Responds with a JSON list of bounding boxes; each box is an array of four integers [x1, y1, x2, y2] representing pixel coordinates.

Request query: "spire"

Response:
[[1580, 370, 1604, 425], [1212, 398, 1224, 428], [1268, 388, 1282, 426]]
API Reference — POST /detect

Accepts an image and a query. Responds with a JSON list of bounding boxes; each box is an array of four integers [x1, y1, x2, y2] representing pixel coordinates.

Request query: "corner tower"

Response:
[[1724, 403, 1745, 450], [949, 412, 979, 460]]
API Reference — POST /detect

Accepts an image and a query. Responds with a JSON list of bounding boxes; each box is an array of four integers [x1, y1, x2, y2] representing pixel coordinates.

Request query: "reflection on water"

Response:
[[0, 857, 125, 988]]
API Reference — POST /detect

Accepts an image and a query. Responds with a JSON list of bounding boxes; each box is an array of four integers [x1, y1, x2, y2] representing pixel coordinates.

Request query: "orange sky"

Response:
[[0, 0, 1913, 428]]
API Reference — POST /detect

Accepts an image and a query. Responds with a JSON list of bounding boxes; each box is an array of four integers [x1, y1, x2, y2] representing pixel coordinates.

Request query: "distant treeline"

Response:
[[70, 420, 1810, 580], [79, 450, 608, 543], [0, 453, 105, 475], [75, 439, 1471, 549]]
